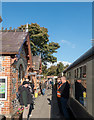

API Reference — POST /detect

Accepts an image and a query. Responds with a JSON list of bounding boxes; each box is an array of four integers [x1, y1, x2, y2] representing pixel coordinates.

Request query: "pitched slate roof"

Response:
[[0, 32, 27, 54]]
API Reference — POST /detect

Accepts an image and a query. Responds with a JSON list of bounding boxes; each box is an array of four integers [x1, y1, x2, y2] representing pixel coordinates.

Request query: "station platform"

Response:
[[30, 88, 64, 119]]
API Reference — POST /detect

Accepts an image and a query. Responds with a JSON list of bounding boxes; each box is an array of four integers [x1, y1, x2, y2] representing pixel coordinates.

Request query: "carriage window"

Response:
[[74, 70, 77, 78], [82, 65, 86, 78], [67, 73, 69, 78], [77, 68, 78, 78], [69, 72, 71, 77], [67, 72, 71, 79], [80, 67, 82, 78], [78, 68, 80, 78]]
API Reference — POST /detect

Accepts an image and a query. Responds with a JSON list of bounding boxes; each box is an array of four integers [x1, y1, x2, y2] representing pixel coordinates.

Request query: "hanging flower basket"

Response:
[[17, 107, 24, 114]]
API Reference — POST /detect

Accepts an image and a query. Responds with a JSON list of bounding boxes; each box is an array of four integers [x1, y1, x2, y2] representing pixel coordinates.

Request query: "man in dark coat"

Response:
[[75, 79, 86, 105], [59, 76, 70, 119], [18, 81, 33, 120]]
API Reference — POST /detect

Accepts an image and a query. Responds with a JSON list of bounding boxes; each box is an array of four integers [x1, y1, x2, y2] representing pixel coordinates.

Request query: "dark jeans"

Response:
[[60, 97, 69, 119], [57, 97, 62, 114], [28, 103, 34, 119]]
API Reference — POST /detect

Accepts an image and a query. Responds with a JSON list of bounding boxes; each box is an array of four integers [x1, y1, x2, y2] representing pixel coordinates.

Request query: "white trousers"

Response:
[[22, 104, 30, 119]]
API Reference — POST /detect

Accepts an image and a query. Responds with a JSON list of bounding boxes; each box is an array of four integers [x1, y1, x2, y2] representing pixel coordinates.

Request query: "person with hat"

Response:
[[18, 81, 33, 120]]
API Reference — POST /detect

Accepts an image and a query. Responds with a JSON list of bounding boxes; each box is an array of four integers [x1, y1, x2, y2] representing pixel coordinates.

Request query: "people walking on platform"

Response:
[[39, 81, 42, 94], [18, 81, 33, 120], [58, 76, 70, 119], [75, 79, 86, 105], [41, 81, 46, 95]]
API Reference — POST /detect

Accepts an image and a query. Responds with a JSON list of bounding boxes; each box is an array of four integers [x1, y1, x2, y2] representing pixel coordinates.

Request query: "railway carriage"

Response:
[[63, 46, 94, 119]]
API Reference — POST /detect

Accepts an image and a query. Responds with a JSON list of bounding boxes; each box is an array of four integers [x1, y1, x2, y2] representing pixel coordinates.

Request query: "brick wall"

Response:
[[0, 56, 19, 118]]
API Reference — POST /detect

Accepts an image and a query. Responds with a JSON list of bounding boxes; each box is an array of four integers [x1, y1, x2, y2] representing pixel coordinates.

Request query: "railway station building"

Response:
[[0, 30, 42, 118]]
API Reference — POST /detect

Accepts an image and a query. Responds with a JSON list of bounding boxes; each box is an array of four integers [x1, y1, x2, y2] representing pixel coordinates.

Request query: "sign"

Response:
[[37, 75, 43, 77], [0, 77, 7, 100], [28, 72, 36, 76]]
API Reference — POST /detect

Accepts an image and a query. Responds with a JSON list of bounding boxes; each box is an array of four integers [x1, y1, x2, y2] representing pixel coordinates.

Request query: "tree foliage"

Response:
[[56, 62, 64, 76], [47, 65, 57, 76], [18, 23, 60, 64], [42, 62, 70, 76], [42, 64, 47, 76]]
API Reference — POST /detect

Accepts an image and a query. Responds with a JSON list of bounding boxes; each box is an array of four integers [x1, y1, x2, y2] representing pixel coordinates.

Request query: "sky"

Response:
[[1, 2, 92, 66]]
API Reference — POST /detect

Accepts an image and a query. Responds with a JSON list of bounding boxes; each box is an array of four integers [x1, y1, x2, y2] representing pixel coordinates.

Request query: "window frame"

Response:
[[0, 76, 7, 100]]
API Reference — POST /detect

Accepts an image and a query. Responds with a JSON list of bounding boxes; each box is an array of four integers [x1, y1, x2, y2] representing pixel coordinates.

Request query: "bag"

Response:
[[35, 92, 38, 98]]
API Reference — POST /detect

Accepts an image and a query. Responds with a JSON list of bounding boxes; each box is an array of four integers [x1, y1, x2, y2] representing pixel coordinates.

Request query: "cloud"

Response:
[[61, 40, 76, 49], [47, 61, 71, 68]]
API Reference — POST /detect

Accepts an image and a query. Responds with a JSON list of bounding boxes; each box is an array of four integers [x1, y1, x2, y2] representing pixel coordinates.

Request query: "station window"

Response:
[[18, 64, 24, 86], [0, 76, 7, 100]]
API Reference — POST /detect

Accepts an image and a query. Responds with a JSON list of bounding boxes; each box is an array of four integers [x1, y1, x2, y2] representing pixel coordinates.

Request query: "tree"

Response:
[[47, 65, 57, 76], [64, 64, 69, 70], [44, 62, 70, 76], [18, 23, 60, 64], [56, 62, 64, 76], [42, 64, 47, 76]]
